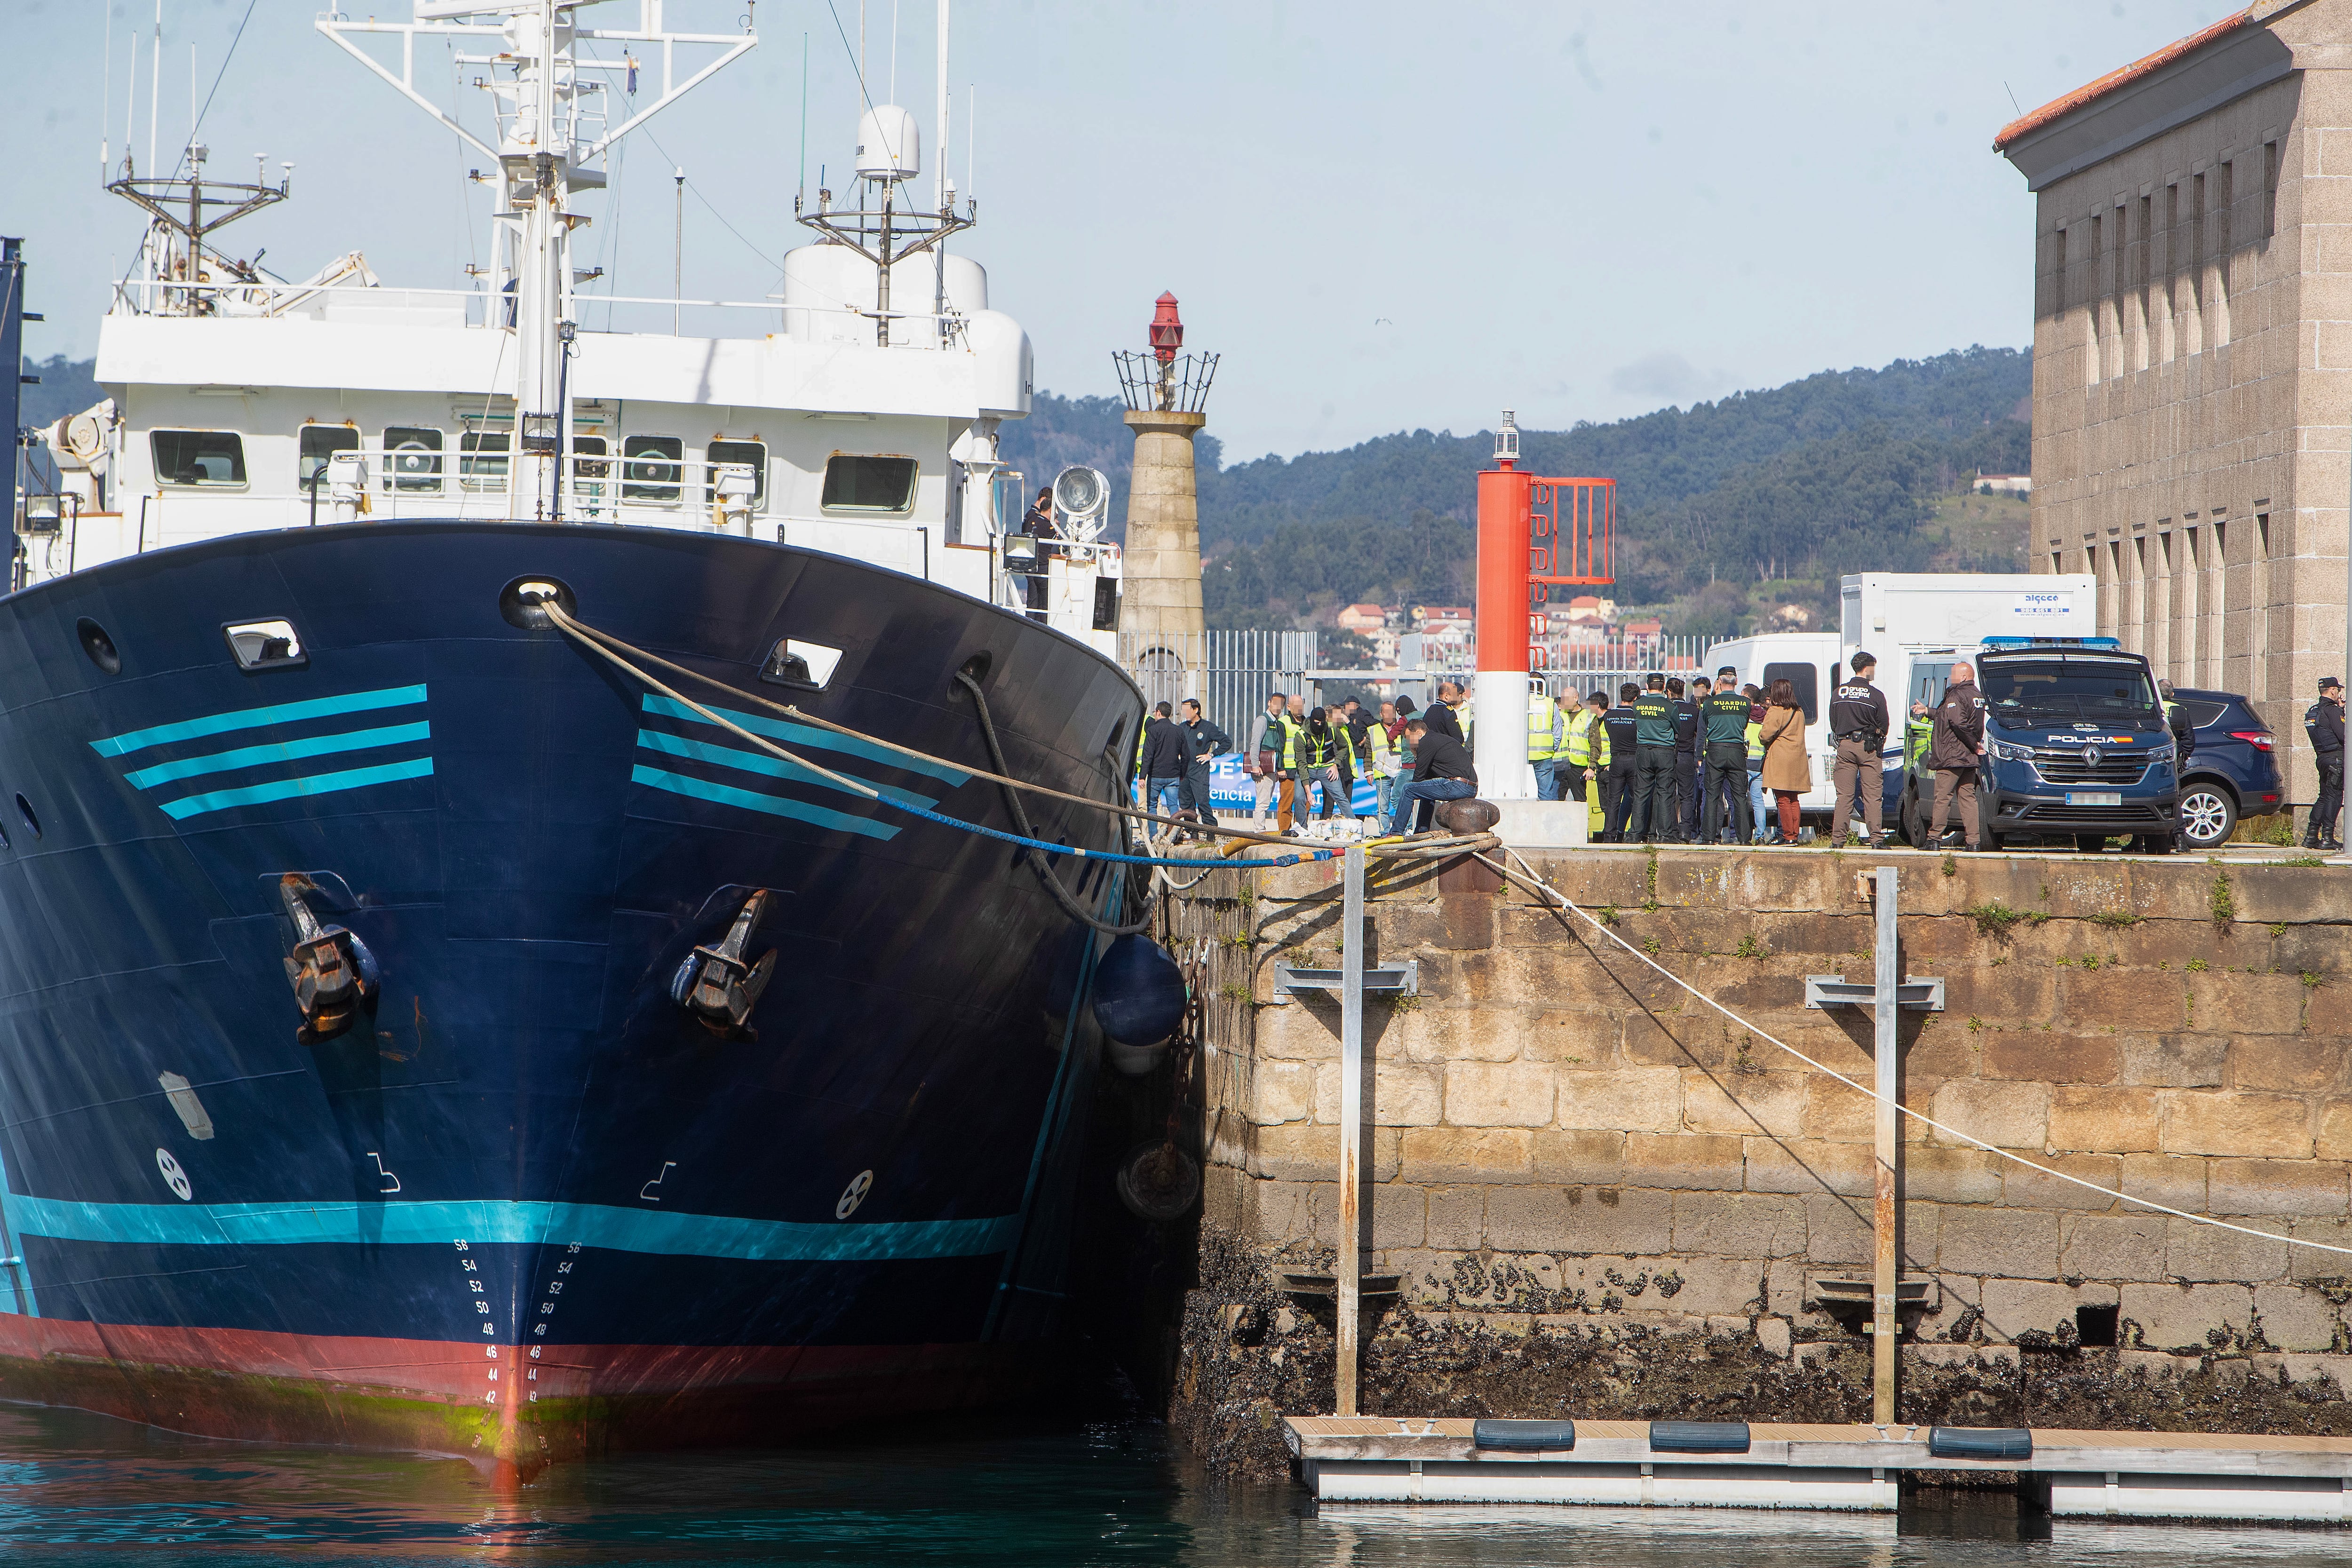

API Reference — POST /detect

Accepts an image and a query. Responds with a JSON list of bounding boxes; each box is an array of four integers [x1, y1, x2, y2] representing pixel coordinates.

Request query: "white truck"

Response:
[[1840, 573, 2098, 716]]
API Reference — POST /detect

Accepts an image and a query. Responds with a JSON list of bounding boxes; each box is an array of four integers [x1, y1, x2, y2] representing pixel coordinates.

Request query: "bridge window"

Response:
[[622, 436, 683, 502], [151, 430, 246, 487], [460, 430, 512, 493], [820, 454, 917, 514], [298, 425, 358, 491], [706, 440, 767, 506], [383, 427, 444, 493]]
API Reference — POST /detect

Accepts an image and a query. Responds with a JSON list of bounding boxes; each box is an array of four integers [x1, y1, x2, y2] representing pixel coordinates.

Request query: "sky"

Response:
[[2, 0, 2235, 462]]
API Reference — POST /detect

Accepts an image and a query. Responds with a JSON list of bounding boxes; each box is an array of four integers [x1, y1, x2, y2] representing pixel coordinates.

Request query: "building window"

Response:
[[621, 435, 683, 502], [383, 426, 444, 493], [819, 454, 919, 514], [2264, 138, 2280, 240], [151, 430, 247, 487], [706, 440, 767, 507], [298, 425, 358, 491]]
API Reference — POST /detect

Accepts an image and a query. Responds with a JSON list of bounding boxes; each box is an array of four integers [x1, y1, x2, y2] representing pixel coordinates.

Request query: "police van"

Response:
[[1894, 637, 2182, 852]]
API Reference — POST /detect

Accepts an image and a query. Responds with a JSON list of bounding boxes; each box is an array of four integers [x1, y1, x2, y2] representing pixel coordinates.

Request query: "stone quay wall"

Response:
[[1161, 847, 2352, 1479]]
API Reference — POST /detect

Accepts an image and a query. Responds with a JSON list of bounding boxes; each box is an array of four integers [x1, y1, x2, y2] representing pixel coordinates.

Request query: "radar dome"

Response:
[[855, 106, 920, 183]]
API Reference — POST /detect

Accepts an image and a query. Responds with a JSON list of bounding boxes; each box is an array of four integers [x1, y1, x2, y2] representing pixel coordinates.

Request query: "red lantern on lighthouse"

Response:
[[1149, 292, 1184, 365]]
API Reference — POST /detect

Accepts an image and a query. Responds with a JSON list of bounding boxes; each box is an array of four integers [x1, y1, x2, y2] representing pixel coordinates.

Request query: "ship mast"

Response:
[[318, 0, 756, 520]]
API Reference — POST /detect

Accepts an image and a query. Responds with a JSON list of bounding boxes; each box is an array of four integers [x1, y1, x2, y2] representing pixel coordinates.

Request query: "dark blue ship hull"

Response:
[[0, 522, 1141, 1468]]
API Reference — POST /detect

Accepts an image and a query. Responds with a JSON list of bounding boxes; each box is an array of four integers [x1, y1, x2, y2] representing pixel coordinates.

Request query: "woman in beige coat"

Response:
[[1758, 678, 1809, 844]]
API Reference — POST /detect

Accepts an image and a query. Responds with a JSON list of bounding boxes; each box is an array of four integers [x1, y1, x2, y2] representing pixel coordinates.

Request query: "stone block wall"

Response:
[[1168, 847, 2352, 1475]]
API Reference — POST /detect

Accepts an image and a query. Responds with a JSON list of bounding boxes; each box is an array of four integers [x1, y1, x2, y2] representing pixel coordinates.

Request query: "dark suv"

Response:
[[2171, 687, 2283, 849], [1896, 640, 2180, 852]]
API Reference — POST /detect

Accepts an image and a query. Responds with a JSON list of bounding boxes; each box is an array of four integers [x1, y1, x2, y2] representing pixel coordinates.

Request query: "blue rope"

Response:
[[895, 800, 1335, 868]]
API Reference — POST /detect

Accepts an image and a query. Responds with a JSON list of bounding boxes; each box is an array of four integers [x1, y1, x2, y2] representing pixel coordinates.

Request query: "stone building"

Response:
[[1996, 0, 2348, 807]]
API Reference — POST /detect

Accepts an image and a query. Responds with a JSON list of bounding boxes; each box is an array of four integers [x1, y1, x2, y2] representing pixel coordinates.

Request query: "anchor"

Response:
[[670, 889, 777, 1040], [280, 874, 378, 1043]]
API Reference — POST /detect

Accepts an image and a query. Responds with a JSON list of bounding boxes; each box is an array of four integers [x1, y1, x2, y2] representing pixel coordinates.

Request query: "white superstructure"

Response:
[[22, 0, 1116, 649]]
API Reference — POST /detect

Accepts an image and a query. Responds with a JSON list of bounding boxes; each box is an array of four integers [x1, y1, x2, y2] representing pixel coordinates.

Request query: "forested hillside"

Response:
[[1003, 346, 2033, 634]]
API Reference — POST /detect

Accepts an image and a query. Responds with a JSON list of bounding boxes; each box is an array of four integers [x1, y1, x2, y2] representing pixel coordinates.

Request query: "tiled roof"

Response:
[[1993, 7, 2258, 149]]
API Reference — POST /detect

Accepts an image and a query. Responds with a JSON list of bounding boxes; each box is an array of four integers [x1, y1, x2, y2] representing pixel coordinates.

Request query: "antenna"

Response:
[[100, 5, 111, 183], [889, 0, 898, 105], [934, 0, 948, 212], [147, 0, 159, 182]]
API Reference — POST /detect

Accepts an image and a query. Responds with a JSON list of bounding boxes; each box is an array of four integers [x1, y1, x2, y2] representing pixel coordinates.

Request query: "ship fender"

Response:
[[1092, 934, 1184, 1076]]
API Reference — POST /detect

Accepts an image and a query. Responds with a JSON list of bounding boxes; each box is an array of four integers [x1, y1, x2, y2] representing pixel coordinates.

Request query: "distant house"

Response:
[[1976, 473, 2031, 497], [1412, 605, 1474, 630], [1563, 594, 1617, 623], [1335, 602, 1390, 635]]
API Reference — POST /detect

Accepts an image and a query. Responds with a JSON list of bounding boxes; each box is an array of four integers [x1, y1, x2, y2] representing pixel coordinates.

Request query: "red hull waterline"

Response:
[[0, 1316, 1050, 1476]]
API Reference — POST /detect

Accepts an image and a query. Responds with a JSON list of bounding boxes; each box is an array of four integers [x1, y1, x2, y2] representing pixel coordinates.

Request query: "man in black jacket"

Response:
[[1927, 662, 1986, 851], [1602, 682, 1640, 843], [1674, 676, 1707, 840], [1177, 698, 1231, 832], [1138, 701, 1190, 827], [1386, 718, 1477, 835], [2307, 676, 2346, 851], [1424, 680, 1466, 744], [1829, 651, 1892, 849]]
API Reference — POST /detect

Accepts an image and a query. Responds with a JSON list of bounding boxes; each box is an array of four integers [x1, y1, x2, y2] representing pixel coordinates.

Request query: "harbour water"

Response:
[[3, 1400, 2349, 1567]]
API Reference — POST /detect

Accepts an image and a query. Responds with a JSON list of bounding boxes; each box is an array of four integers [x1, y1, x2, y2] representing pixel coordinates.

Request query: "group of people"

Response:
[[1133, 679, 1486, 842], [1527, 651, 1990, 850], [1524, 666, 1820, 846]]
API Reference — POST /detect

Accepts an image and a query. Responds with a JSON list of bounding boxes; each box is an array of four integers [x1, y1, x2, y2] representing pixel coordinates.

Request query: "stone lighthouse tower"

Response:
[[1113, 294, 1218, 693]]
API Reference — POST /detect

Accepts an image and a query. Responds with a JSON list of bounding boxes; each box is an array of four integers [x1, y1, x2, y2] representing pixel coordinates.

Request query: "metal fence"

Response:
[[1116, 629, 1318, 728], [1532, 634, 1712, 700], [1116, 628, 1719, 726]]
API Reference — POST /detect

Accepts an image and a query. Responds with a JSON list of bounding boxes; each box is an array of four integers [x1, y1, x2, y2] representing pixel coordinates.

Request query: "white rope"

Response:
[[1483, 846, 2352, 1260]]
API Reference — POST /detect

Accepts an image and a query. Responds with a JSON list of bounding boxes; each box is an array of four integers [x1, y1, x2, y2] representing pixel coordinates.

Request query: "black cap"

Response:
[[2324, 677, 2344, 693], [1851, 650, 1876, 670]]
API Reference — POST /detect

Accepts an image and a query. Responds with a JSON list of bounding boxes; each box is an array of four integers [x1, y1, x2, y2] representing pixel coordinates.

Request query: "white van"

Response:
[[1701, 632, 1844, 818]]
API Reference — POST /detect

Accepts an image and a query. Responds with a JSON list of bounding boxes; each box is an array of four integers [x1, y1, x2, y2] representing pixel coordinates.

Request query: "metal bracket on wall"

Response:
[[1804, 976, 1945, 1011], [1272, 961, 1418, 1002]]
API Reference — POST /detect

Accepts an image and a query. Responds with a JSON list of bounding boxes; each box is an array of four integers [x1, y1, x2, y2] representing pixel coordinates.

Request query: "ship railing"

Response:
[[107, 276, 969, 342]]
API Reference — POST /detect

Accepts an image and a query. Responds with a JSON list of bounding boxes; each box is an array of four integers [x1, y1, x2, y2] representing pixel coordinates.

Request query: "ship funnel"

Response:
[[855, 105, 921, 183]]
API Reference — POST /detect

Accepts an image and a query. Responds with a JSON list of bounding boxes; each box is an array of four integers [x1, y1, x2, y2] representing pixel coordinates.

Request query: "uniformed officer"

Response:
[[1527, 685, 1562, 804], [2159, 679, 2197, 765], [1700, 671, 1753, 844], [1670, 676, 1703, 841], [1632, 674, 1681, 843], [1829, 651, 1892, 849], [1602, 683, 1641, 842], [1554, 691, 1592, 803], [1580, 690, 1613, 834], [2306, 676, 2346, 852]]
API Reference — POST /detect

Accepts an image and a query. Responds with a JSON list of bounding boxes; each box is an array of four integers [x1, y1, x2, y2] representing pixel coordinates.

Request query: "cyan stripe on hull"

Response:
[[640, 695, 971, 786], [124, 721, 434, 790], [629, 765, 900, 840], [10, 1194, 1016, 1262], [92, 684, 429, 758], [159, 756, 437, 821], [634, 728, 937, 809]]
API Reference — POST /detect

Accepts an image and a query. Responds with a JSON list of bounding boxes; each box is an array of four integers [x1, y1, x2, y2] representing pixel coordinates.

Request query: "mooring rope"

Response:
[[1482, 846, 2352, 1259], [538, 598, 1344, 873], [541, 604, 1330, 854]]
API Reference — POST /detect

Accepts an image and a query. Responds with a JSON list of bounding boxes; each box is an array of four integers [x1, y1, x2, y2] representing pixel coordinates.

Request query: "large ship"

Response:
[[0, 0, 1149, 1471]]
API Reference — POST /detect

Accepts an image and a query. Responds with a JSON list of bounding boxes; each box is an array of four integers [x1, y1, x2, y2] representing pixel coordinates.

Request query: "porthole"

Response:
[[76, 617, 121, 676], [16, 796, 40, 840]]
